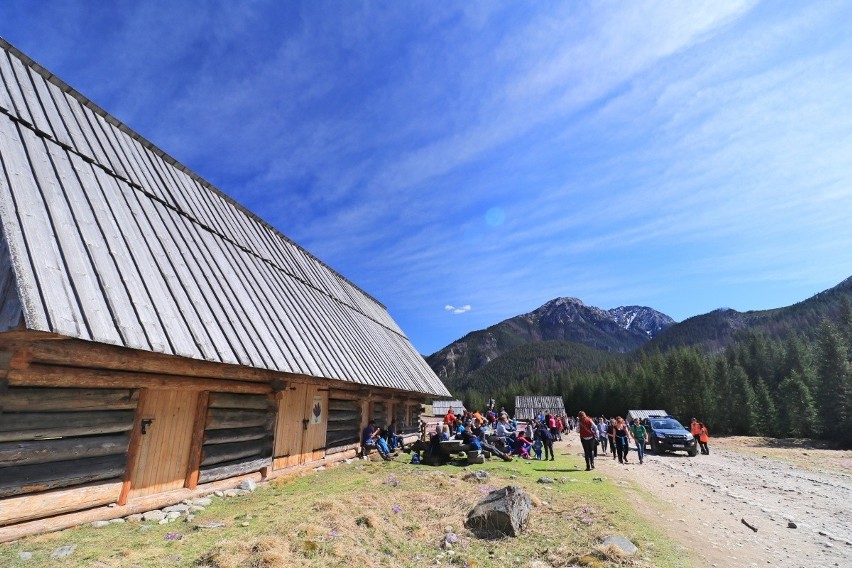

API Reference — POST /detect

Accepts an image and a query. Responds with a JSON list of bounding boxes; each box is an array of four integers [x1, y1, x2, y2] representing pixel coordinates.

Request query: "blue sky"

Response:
[[3, 1, 852, 355]]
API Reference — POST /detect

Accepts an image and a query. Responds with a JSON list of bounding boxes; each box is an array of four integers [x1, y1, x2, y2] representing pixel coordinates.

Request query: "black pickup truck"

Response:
[[645, 417, 698, 457]]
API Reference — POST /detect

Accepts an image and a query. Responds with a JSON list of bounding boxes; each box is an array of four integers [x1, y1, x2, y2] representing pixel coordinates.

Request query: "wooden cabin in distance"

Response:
[[0, 37, 450, 541], [514, 396, 567, 421]]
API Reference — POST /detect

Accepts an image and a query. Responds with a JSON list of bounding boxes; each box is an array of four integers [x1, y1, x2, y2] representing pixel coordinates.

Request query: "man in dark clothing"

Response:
[[362, 419, 392, 460], [537, 423, 555, 461], [471, 419, 512, 462]]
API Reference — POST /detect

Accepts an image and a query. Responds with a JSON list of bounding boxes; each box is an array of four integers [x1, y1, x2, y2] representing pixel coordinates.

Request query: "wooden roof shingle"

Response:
[[0, 37, 449, 397]]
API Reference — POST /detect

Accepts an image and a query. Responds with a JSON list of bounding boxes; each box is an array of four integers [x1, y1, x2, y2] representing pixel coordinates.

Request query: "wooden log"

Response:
[[1, 387, 138, 412], [0, 337, 276, 383], [328, 399, 360, 411], [0, 479, 122, 526], [201, 439, 268, 467], [0, 433, 130, 467], [324, 442, 360, 455], [205, 408, 270, 430], [0, 454, 127, 498], [0, 410, 134, 442], [327, 410, 361, 422], [0, 471, 263, 543], [7, 364, 271, 395], [208, 392, 274, 410], [198, 456, 271, 484], [326, 431, 359, 447], [326, 421, 359, 432], [203, 426, 269, 445]]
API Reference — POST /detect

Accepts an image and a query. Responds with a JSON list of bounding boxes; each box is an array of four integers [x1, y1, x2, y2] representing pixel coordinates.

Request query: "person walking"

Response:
[[597, 417, 609, 454], [613, 417, 632, 464], [608, 418, 617, 459], [698, 422, 710, 455], [578, 410, 596, 471], [630, 418, 647, 464]]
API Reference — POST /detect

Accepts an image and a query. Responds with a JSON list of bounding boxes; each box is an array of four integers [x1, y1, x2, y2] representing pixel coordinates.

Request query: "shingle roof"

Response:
[[0, 37, 449, 397]]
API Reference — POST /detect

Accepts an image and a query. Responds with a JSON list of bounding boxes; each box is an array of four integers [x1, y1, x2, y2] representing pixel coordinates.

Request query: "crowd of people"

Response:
[[362, 403, 711, 467]]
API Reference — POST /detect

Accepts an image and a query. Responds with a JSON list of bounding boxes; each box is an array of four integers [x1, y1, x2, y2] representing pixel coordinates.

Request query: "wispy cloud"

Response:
[[445, 305, 472, 315]]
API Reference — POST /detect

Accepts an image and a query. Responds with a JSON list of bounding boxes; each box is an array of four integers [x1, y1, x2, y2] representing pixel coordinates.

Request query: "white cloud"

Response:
[[445, 305, 472, 315]]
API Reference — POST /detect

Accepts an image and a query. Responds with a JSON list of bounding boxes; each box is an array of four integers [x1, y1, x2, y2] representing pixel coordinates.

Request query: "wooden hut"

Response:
[[431, 399, 465, 418], [514, 396, 566, 421], [0, 37, 450, 540]]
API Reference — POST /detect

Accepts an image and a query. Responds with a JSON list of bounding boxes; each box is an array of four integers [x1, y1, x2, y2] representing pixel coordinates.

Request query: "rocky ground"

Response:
[[564, 435, 852, 567]]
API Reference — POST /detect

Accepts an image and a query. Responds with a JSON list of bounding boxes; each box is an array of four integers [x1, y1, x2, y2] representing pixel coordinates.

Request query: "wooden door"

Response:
[[127, 389, 198, 499], [301, 384, 328, 463], [273, 384, 328, 469]]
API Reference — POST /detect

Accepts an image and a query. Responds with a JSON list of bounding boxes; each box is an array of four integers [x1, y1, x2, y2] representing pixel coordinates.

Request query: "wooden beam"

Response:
[[0, 456, 126, 498], [0, 336, 332, 387], [0, 471, 263, 543], [117, 389, 147, 506], [7, 364, 271, 394], [184, 391, 209, 490], [1, 387, 138, 412], [0, 479, 123, 526], [0, 433, 130, 467], [0, 410, 134, 442]]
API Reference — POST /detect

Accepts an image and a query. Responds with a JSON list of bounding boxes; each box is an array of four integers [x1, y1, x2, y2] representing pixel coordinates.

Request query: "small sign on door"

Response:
[[310, 396, 323, 424]]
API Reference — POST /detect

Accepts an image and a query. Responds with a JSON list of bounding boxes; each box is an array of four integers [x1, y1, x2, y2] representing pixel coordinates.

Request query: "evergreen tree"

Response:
[[752, 377, 777, 436], [777, 371, 818, 438], [729, 364, 756, 434], [814, 320, 850, 438]]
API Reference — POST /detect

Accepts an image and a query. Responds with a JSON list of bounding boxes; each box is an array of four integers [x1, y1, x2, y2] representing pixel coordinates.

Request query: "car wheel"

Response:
[[688, 449, 698, 457], [651, 440, 661, 455]]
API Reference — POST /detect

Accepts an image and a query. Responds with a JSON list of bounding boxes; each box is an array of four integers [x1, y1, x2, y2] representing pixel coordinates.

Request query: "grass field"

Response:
[[0, 449, 693, 567]]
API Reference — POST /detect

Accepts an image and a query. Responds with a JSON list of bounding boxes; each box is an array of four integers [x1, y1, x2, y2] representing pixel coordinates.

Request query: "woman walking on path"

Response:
[[613, 417, 632, 464], [578, 411, 596, 471]]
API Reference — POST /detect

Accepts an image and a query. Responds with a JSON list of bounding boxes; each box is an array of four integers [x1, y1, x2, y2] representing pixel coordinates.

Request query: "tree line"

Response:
[[458, 298, 852, 446]]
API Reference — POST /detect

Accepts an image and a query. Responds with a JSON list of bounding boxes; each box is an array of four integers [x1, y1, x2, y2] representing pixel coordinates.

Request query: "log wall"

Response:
[[326, 398, 361, 448], [0, 387, 136, 507], [197, 392, 274, 484]]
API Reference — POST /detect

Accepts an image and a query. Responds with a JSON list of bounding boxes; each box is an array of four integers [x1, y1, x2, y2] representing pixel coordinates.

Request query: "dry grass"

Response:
[[0, 451, 689, 567]]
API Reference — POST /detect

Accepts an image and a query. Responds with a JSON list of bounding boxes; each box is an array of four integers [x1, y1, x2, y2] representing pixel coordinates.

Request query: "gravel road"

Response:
[[574, 436, 852, 567]]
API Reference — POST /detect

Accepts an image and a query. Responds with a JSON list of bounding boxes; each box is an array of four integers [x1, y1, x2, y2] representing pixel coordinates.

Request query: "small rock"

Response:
[[188, 505, 206, 513], [214, 491, 225, 497], [788, 521, 797, 529], [166, 511, 182, 520], [159, 518, 170, 525], [91, 520, 110, 528], [194, 521, 226, 529], [50, 545, 77, 559], [163, 504, 190, 514], [125, 514, 144, 522], [238, 479, 258, 492], [241, 521, 250, 527], [191, 497, 213, 507], [603, 535, 638, 555], [537, 477, 555, 484], [592, 477, 603, 482], [142, 510, 166, 522], [185, 514, 196, 523], [223, 489, 240, 498], [18, 552, 33, 561], [109, 518, 125, 524]]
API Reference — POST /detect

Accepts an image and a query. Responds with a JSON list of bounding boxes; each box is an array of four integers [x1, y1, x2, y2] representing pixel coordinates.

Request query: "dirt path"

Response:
[[560, 435, 852, 567]]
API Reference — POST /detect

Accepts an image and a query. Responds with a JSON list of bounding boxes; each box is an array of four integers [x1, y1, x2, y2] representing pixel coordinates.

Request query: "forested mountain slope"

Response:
[[426, 297, 674, 391]]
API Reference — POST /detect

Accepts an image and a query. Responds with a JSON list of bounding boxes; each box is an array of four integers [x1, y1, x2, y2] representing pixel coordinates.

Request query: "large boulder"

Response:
[[464, 485, 531, 537]]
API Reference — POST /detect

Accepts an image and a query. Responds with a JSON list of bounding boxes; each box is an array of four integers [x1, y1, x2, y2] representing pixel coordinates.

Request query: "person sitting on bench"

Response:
[[362, 419, 392, 461]]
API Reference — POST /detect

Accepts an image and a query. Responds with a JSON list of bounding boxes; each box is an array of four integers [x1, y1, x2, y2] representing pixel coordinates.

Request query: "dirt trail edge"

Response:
[[562, 435, 852, 568]]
